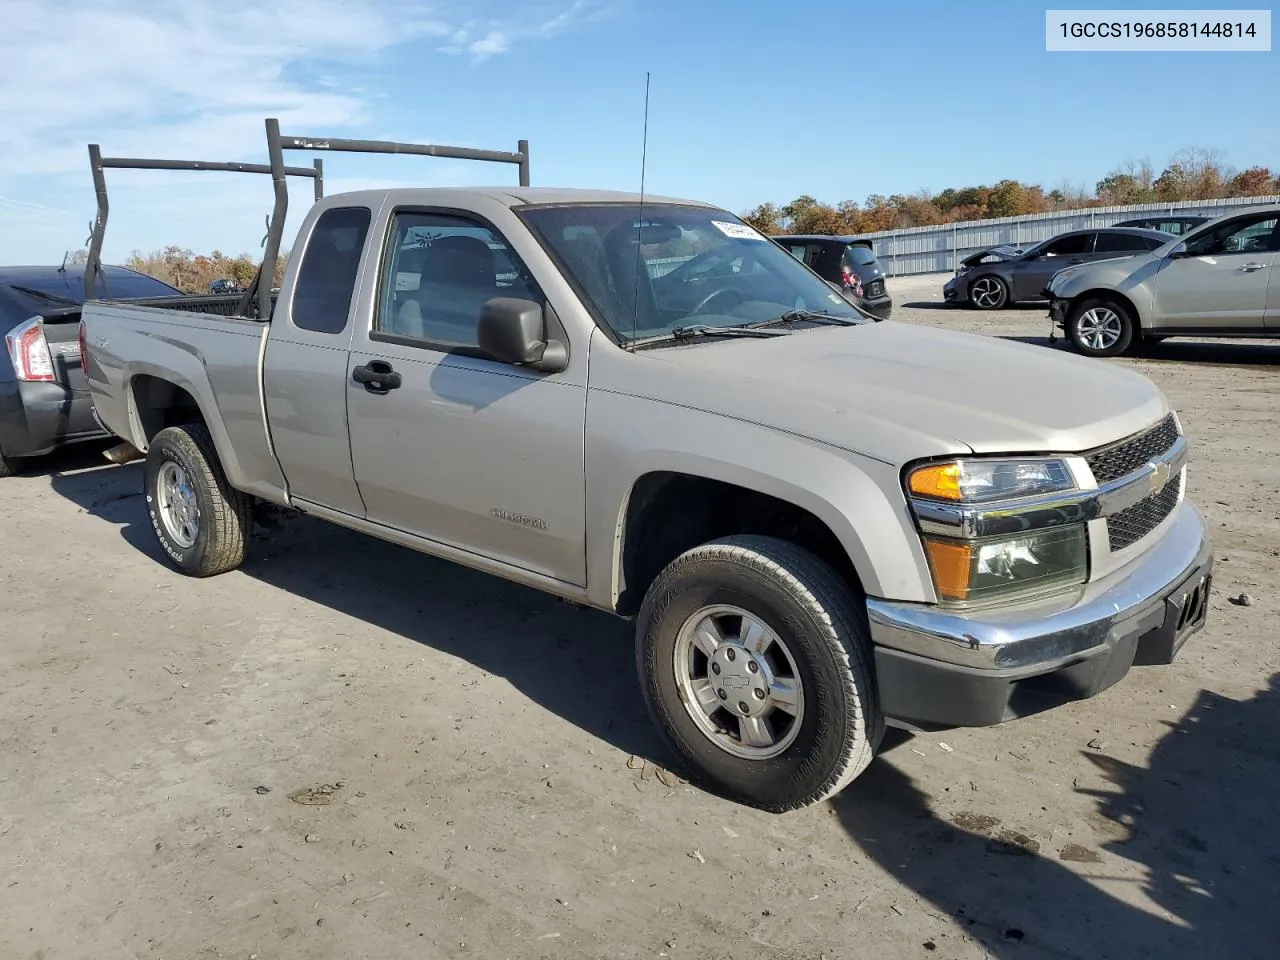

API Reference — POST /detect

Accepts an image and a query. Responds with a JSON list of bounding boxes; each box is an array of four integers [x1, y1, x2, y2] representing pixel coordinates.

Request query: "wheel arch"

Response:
[[124, 366, 248, 490], [598, 447, 934, 615], [1066, 288, 1143, 329]]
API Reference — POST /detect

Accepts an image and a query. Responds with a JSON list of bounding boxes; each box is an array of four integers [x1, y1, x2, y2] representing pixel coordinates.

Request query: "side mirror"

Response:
[[477, 298, 568, 374], [1167, 241, 1189, 259]]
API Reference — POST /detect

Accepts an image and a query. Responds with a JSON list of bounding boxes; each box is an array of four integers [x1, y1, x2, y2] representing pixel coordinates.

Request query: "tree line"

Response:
[[122, 246, 290, 293], [741, 147, 1278, 236]]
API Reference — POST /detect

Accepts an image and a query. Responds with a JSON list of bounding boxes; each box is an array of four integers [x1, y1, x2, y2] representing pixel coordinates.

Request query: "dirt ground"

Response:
[[3, 273, 1278, 960]]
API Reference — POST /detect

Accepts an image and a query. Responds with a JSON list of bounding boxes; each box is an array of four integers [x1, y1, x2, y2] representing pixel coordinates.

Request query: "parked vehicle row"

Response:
[[71, 118, 1212, 812], [943, 227, 1172, 308], [939, 206, 1279, 356]]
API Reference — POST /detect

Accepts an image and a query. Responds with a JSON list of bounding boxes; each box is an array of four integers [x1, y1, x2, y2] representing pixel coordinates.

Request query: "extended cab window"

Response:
[[292, 207, 371, 334], [376, 212, 541, 349]]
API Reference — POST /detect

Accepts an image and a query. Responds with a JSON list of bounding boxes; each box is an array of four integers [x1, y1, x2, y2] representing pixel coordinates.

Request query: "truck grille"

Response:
[[1107, 473, 1182, 551], [1085, 413, 1179, 485]]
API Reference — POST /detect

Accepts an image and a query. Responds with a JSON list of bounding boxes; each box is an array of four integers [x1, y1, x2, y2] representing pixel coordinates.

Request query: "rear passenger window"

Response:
[[1095, 232, 1150, 253], [292, 207, 371, 334], [375, 211, 541, 350]]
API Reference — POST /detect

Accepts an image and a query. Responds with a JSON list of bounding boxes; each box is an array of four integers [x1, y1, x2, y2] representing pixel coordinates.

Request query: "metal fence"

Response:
[[850, 194, 1280, 277]]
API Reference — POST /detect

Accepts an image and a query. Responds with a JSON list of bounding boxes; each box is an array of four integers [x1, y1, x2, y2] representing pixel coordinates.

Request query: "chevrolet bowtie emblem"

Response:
[[1148, 460, 1171, 496]]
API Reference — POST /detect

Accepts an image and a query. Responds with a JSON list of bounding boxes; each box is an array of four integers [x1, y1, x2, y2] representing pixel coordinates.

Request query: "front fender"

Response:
[[584, 390, 936, 610]]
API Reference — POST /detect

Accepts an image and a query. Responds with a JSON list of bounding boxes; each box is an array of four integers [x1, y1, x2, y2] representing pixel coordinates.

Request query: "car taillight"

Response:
[[4, 316, 56, 382], [841, 266, 864, 297]]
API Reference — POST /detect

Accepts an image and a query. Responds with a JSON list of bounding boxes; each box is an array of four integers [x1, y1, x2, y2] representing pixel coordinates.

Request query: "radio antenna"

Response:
[[630, 71, 651, 351]]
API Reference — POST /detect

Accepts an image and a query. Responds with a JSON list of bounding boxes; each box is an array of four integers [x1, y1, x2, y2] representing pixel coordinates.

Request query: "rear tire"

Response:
[[144, 423, 252, 577], [1067, 297, 1135, 358], [636, 535, 883, 812], [0, 451, 20, 478]]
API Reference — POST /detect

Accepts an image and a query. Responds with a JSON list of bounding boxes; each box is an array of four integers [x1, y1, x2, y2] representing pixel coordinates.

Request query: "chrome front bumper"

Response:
[[866, 501, 1212, 728]]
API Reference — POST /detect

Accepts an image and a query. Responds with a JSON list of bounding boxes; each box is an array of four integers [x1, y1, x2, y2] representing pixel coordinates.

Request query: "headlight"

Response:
[[908, 458, 1074, 503], [1047, 266, 1081, 292], [907, 458, 1087, 604], [922, 526, 1088, 604]]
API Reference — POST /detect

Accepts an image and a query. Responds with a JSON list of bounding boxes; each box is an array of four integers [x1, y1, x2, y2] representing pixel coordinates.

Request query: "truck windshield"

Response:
[[519, 203, 861, 344]]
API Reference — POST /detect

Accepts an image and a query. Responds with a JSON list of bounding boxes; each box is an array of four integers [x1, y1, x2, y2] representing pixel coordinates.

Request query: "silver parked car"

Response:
[[1047, 205, 1280, 356]]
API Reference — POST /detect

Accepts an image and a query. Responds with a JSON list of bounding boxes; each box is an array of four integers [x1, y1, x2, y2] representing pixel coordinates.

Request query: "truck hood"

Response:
[[615, 321, 1167, 464]]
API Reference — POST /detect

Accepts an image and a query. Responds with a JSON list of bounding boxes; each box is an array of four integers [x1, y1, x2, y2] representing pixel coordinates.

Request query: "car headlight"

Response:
[[908, 458, 1074, 503], [907, 458, 1088, 604], [921, 527, 1088, 604]]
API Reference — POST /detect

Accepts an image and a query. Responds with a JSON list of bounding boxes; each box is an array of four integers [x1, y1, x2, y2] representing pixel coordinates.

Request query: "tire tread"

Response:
[[638, 534, 883, 812], [148, 423, 251, 576]]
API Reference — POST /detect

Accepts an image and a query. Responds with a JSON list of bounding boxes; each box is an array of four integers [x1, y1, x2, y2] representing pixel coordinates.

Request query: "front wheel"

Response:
[[0, 451, 21, 478], [144, 423, 252, 576], [1067, 298, 1135, 357], [636, 535, 883, 812], [968, 275, 1008, 310]]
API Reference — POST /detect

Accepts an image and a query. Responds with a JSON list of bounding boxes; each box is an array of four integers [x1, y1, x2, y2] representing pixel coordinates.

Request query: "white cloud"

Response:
[[0, 0, 608, 261], [468, 31, 511, 58]]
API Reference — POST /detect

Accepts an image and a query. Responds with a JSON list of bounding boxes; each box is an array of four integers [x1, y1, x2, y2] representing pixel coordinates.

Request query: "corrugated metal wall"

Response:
[[849, 195, 1280, 276]]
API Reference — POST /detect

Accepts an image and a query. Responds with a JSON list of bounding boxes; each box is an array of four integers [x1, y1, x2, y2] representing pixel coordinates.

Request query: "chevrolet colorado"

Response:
[[81, 121, 1213, 811]]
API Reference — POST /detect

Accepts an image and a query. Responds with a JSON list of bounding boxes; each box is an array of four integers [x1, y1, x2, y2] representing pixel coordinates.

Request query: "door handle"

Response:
[[352, 360, 402, 394], [1240, 262, 1266, 272]]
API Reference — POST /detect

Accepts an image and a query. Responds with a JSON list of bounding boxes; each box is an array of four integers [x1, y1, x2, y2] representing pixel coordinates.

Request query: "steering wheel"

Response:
[[691, 287, 746, 316]]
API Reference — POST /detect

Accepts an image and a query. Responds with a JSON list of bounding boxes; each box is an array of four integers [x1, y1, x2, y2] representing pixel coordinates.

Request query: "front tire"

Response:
[[0, 451, 20, 478], [636, 535, 883, 812], [1067, 297, 1135, 357], [968, 275, 1008, 309], [144, 423, 252, 577]]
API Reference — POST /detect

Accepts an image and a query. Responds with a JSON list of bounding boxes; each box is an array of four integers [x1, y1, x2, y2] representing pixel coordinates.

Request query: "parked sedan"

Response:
[[773, 235, 893, 318], [1048, 206, 1279, 356], [1, 264, 180, 476], [943, 227, 1174, 309]]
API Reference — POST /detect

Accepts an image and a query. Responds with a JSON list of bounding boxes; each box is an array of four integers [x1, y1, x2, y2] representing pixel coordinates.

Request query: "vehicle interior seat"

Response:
[[396, 236, 497, 344]]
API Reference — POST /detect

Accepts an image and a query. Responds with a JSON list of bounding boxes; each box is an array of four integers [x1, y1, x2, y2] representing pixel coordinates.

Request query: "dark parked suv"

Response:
[[773, 235, 892, 318], [1, 264, 179, 476]]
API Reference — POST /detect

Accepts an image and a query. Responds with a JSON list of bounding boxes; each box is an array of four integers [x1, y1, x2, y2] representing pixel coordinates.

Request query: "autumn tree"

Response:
[[743, 146, 1273, 236], [1228, 166, 1274, 197], [741, 202, 782, 234]]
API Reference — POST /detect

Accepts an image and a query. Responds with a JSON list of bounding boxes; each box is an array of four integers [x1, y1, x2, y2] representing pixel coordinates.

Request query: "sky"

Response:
[[0, 0, 1276, 263]]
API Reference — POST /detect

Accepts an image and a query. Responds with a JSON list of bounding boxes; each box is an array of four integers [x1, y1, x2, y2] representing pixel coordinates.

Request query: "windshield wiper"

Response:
[[769, 308, 861, 327], [669, 323, 791, 340]]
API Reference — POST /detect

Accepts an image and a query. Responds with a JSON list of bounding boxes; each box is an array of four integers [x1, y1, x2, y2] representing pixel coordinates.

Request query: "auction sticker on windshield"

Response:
[[712, 221, 766, 241]]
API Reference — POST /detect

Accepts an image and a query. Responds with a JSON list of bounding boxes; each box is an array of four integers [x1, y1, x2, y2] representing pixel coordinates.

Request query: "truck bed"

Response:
[[81, 299, 287, 501]]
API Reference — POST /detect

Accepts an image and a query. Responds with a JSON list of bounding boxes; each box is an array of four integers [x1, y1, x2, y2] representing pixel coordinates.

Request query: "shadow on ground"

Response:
[[998, 335, 1280, 368], [48, 459, 666, 767], [834, 675, 1280, 959]]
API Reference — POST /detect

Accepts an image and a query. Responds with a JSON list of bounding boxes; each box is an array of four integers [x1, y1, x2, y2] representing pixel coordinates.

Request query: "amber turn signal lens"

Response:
[[909, 462, 964, 500], [923, 538, 973, 601]]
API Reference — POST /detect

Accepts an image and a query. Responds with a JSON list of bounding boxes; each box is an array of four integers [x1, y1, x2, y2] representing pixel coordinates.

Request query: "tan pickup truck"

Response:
[[81, 121, 1212, 811]]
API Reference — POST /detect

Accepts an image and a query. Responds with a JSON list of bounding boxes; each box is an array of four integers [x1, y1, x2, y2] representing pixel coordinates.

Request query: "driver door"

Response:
[[1014, 232, 1094, 300], [1150, 213, 1278, 330]]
